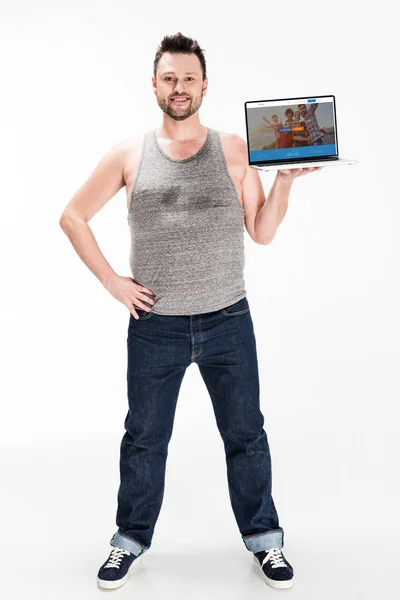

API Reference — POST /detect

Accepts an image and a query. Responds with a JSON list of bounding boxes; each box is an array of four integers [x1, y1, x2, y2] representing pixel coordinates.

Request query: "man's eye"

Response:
[[165, 77, 194, 81]]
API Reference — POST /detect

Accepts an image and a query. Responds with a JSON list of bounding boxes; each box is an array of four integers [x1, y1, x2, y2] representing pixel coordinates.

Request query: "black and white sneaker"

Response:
[[97, 546, 144, 589], [253, 547, 294, 589]]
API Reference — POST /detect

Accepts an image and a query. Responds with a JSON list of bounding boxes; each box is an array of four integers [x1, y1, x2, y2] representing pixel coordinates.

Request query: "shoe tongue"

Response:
[[113, 546, 130, 556]]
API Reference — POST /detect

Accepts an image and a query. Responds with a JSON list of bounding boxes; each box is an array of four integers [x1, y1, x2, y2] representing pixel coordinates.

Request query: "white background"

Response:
[[1, 1, 398, 598]]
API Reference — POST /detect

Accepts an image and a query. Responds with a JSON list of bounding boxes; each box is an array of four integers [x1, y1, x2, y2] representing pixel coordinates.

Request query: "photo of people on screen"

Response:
[[248, 102, 335, 152]]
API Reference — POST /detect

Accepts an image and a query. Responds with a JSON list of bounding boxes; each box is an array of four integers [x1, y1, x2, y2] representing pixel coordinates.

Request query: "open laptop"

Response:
[[244, 94, 357, 171]]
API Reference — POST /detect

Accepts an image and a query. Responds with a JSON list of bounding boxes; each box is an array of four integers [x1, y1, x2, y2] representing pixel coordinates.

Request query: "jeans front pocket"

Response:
[[132, 306, 155, 320], [221, 296, 249, 317]]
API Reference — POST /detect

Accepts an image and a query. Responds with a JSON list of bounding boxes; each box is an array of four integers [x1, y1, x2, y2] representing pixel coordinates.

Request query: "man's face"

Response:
[[299, 105, 306, 117], [152, 52, 208, 121]]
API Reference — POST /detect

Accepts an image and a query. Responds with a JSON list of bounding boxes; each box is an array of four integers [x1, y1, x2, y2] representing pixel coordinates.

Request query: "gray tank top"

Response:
[[127, 127, 247, 315]]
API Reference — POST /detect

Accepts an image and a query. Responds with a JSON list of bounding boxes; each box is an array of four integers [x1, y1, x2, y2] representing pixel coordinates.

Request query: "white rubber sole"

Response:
[[253, 554, 294, 589], [97, 553, 144, 589]]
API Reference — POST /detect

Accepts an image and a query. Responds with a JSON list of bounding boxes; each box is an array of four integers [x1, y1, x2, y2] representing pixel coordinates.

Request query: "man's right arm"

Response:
[[59, 138, 157, 318], [59, 139, 130, 287]]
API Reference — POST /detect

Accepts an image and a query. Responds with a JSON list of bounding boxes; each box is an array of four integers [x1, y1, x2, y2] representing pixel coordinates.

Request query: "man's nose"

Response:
[[173, 84, 187, 94]]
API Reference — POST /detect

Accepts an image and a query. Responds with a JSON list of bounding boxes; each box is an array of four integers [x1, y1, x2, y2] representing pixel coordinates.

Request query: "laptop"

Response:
[[244, 95, 357, 171]]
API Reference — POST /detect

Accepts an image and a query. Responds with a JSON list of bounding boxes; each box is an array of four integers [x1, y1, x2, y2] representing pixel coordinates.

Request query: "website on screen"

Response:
[[246, 97, 337, 162]]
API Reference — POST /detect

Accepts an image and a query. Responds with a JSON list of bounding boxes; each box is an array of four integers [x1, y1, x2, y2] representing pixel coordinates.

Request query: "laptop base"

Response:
[[252, 158, 357, 171]]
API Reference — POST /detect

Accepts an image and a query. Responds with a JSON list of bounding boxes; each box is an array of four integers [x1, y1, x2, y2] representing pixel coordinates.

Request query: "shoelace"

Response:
[[105, 547, 131, 569], [260, 547, 286, 570]]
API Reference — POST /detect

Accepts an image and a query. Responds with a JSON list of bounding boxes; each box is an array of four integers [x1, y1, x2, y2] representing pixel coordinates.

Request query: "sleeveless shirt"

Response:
[[127, 127, 247, 315]]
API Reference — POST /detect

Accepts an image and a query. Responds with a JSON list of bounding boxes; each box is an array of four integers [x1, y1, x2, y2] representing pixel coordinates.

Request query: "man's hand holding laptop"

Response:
[[277, 166, 324, 180]]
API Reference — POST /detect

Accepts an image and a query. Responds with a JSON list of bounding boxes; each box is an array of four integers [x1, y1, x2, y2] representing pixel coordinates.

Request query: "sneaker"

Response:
[[253, 547, 294, 589], [97, 546, 144, 589]]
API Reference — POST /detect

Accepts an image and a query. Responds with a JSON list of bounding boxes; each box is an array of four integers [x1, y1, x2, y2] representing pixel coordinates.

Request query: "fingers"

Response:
[[130, 300, 152, 320], [130, 286, 157, 320], [138, 284, 156, 296], [134, 296, 156, 310], [298, 166, 324, 176]]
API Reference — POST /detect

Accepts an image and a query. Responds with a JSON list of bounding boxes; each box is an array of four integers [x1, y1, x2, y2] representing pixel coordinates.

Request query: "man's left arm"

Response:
[[235, 136, 323, 245], [242, 165, 294, 245]]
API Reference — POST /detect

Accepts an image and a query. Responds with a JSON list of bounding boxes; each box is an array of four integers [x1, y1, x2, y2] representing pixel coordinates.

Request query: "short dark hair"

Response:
[[285, 108, 294, 117], [153, 32, 207, 80], [298, 104, 306, 110], [271, 114, 278, 119]]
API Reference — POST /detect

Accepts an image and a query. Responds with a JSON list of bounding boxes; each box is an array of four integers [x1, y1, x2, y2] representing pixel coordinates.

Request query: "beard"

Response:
[[156, 93, 203, 121]]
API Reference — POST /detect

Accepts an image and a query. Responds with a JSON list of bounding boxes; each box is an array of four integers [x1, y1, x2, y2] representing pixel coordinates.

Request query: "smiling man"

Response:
[[59, 32, 322, 591]]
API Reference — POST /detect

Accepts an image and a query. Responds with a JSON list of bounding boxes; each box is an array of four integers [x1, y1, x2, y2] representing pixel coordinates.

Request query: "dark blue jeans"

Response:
[[110, 296, 284, 556]]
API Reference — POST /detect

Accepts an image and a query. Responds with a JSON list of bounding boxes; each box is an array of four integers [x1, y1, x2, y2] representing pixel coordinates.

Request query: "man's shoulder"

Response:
[[115, 131, 147, 153], [217, 130, 246, 146], [216, 130, 247, 160], [111, 132, 148, 182]]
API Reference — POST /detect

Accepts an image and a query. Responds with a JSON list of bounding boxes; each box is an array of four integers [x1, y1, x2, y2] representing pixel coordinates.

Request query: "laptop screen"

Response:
[[245, 95, 338, 165]]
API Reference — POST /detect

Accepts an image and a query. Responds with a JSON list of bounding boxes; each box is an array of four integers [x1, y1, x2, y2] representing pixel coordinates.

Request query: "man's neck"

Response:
[[157, 118, 206, 143]]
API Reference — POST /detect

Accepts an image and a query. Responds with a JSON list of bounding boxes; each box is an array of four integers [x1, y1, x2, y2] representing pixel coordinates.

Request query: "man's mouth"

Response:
[[170, 96, 190, 105]]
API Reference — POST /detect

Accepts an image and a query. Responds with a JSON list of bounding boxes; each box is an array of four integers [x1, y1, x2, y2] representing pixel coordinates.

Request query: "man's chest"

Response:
[[123, 131, 246, 210]]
